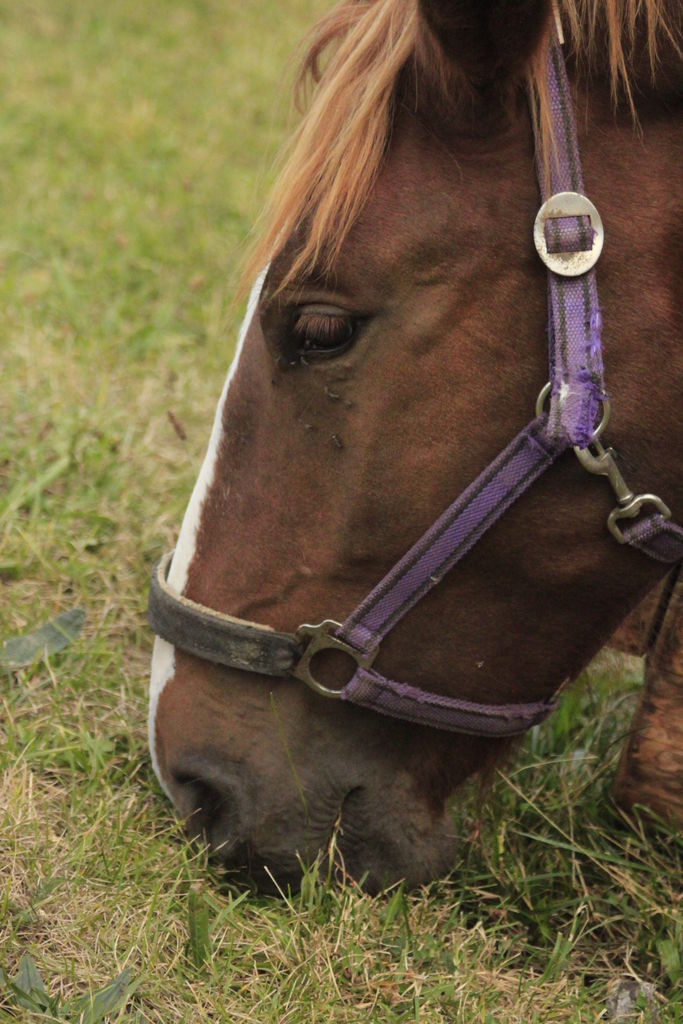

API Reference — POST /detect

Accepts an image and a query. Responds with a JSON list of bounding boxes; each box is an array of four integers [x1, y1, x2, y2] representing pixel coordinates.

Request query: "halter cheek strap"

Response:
[[147, 32, 683, 737], [536, 40, 606, 449]]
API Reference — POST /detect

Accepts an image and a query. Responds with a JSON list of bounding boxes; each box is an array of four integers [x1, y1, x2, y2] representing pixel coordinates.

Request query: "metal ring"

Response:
[[535, 381, 552, 417], [291, 620, 377, 698], [536, 380, 611, 441], [534, 191, 604, 276], [589, 397, 610, 441]]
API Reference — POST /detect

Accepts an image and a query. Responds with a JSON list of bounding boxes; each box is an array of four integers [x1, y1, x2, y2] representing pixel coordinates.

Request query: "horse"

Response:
[[147, 0, 682, 893]]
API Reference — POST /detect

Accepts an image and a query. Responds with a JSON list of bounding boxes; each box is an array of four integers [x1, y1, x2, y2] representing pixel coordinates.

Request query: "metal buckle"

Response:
[[291, 620, 377, 698], [533, 191, 604, 276]]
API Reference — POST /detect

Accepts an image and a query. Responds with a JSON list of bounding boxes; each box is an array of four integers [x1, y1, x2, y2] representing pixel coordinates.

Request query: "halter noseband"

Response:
[[148, 31, 683, 737]]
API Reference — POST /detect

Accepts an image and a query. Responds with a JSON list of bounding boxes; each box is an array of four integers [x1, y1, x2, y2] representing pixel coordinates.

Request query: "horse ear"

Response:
[[418, 0, 552, 84]]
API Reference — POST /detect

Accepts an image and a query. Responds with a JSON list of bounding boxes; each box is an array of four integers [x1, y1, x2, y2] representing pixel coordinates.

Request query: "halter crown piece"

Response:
[[148, 30, 683, 737]]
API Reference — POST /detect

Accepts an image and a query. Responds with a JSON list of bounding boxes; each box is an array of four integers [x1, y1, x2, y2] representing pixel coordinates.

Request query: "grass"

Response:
[[0, 1, 681, 1020]]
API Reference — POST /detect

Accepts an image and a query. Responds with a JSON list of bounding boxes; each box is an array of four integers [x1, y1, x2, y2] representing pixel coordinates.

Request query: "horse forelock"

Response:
[[241, 0, 679, 295]]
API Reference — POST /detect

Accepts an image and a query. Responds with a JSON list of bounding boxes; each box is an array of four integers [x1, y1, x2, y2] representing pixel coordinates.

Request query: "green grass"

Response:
[[0, 1, 681, 1021]]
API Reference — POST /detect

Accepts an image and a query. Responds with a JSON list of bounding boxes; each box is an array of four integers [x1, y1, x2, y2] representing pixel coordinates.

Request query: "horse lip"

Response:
[[214, 839, 313, 895]]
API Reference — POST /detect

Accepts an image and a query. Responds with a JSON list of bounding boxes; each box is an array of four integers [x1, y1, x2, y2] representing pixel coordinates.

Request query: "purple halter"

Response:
[[287, 31, 683, 732], [148, 30, 683, 737]]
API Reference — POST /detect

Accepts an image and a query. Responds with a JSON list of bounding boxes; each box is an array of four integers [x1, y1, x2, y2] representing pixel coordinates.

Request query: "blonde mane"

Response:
[[241, 0, 678, 294]]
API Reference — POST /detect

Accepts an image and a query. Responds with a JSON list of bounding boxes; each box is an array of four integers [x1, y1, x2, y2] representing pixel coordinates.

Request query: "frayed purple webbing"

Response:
[[537, 39, 607, 448]]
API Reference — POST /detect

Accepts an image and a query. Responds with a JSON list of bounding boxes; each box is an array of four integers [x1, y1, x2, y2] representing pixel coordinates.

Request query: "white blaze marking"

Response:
[[169, 271, 266, 593], [148, 272, 266, 793], [148, 636, 175, 797]]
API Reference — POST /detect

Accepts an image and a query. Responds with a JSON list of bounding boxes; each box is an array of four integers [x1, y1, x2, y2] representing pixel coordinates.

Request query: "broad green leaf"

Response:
[[69, 967, 139, 1024], [3, 981, 48, 1012], [15, 953, 47, 997], [4, 954, 51, 1011], [0, 608, 85, 670]]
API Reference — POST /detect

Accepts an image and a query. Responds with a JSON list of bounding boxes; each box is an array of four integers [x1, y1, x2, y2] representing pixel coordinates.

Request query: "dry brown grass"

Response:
[[1, 1, 680, 1021]]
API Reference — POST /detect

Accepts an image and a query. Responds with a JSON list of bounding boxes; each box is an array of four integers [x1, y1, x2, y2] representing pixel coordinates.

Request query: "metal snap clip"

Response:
[[573, 436, 671, 544], [607, 495, 672, 544]]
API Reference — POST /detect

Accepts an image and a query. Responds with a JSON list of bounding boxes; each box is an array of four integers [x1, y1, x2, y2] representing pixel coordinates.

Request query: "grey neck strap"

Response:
[[148, 552, 298, 677]]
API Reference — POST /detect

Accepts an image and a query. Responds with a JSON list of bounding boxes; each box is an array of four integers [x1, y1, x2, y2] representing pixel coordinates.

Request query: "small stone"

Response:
[[606, 979, 659, 1022]]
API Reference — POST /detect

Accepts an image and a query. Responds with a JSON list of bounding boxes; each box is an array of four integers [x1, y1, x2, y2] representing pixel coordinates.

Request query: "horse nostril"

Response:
[[174, 775, 210, 824], [170, 765, 239, 845]]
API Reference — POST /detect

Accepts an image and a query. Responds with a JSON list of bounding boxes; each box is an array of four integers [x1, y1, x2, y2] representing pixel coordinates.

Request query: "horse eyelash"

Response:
[[292, 311, 355, 350]]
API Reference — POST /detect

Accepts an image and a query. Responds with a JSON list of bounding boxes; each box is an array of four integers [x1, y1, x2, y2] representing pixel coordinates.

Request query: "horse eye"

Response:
[[291, 309, 357, 360]]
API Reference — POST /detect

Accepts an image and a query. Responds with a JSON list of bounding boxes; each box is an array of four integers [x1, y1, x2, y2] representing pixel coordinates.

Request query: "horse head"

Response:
[[149, 0, 682, 892]]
